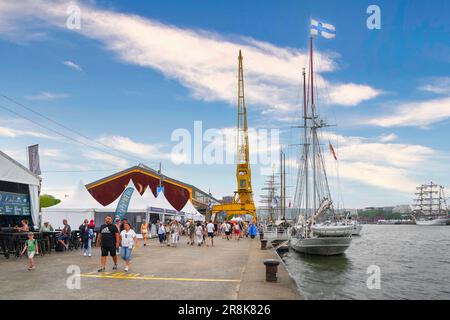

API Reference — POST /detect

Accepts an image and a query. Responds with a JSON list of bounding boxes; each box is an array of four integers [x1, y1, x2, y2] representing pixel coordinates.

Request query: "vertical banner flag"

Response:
[[115, 187, 134, 220], [27, 144, 41, 175], [310, 19, 336, 39]]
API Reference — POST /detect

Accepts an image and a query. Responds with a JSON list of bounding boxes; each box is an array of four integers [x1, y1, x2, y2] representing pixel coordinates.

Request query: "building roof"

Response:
[[86, 163, 220, 203], [0, 150, 41, 186]]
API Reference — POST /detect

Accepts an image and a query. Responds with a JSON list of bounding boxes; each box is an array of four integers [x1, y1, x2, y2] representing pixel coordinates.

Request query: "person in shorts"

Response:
[[57, 219, 71, 250], [141, 219, 149, 247], [224, 221, 231, 240], [96, 216, 120, 272], [21, 232, 39, 270], [206, 220, 215, 247]]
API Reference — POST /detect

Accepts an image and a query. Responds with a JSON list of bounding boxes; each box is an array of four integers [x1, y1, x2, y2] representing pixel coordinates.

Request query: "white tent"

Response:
[[42, 181, 102, 229], [193, 212, 206, 222], [152, 191, 178, 215], [0, 150, 41, 227], [180, 199, 201, 220]]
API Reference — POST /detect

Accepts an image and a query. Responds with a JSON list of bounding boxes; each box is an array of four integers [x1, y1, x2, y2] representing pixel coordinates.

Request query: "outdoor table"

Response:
[[41, 231, 59, 254]]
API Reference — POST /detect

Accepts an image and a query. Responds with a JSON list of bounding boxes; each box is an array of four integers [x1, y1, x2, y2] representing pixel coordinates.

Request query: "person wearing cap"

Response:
[[40, 221, 54, 232]]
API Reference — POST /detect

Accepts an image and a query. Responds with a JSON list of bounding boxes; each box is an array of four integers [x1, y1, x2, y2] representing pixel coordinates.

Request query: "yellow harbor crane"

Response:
[[212, 50, 257, 222]]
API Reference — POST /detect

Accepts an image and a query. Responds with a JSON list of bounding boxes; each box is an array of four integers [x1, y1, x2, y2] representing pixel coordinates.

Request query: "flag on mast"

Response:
[[329, 142, 338, 160], [311, 19, 336, 39]]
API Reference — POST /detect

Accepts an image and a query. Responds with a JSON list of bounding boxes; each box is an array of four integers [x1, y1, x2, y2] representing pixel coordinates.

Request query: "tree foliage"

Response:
[[40, 194, 61, 208]]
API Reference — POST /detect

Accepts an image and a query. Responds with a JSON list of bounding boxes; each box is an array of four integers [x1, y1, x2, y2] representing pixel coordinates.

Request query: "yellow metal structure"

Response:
[[212, 51, 257, 222]]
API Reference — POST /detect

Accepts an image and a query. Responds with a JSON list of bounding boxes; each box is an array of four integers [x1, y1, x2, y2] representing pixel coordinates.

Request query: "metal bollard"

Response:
[[260, 239, 268, 250], [263, 259, 280, 282]]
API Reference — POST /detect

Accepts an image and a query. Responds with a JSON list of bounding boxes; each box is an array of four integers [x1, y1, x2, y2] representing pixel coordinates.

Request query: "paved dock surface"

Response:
[[0, 236, 302, 300]]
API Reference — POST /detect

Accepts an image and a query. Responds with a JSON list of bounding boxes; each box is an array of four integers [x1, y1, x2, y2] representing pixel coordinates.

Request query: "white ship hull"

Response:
[[415, 218, 449, 226], [290, 236, 352, 256]]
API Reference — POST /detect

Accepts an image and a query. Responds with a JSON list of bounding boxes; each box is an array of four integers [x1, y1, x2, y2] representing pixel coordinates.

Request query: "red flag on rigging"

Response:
[[329, 142, 338, 160]]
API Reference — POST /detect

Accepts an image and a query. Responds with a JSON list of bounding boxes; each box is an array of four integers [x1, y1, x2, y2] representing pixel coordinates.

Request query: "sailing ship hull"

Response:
[[290, 236, 352, 256], [415, 218, 449, 226], [311, 224, 353, 237]]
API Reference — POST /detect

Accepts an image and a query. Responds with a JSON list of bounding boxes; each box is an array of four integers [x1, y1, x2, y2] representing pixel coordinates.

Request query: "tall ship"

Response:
[[289, 19, 353, 256], [259, 148, 291, 242], [412, 182, 449, 226]]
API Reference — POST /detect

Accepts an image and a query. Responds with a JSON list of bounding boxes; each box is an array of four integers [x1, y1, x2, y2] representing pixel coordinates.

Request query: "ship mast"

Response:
[[303, 68, 309, 219], [294, 32, 335, 232], [310, 36, 317, 219]]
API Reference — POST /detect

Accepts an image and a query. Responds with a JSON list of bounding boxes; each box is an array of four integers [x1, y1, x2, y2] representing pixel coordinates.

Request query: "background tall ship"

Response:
[[259, 149, 291, 242], [412, 182, 450, 226], [289, 19, 353, 256]]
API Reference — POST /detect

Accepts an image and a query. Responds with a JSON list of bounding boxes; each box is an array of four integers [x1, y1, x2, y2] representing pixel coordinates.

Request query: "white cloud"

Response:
[[327, 83, 382, 106], [0, 0, 382, 115], [379, 133, 397, 143], [25, 91, 69, 101], [96, 135, 170, 160], [0, 125, 54, 139], [334, 161, 418, 193], [83, 150, 129, 168], [300, 132, 438, 193], [418, 77, 450, 95], [63, 60, 83, 72], [368, 96, 450, 127]]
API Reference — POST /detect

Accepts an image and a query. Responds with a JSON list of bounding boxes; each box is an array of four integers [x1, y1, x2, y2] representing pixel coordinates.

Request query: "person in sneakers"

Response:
[[206, 220, 215, 247], [79, 219, 93, 257], [21, 232, 39, 270], [120, 222, 138, 272], [96, 216, 120, 272]]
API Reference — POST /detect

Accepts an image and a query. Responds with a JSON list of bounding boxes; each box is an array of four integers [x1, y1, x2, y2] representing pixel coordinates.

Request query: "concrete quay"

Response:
[[0, 236, 302, 300]]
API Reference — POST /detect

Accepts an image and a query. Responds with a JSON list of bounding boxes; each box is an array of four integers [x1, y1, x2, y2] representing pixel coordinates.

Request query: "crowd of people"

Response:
[[18, 215, 260, 273]]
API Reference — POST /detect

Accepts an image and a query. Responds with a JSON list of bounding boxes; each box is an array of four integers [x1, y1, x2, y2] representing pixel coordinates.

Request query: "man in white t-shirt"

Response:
[[206, 220, 215, 247]]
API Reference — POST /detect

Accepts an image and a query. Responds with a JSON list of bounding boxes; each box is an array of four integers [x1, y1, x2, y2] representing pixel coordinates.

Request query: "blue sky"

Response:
[[0, 0, 449, 208]]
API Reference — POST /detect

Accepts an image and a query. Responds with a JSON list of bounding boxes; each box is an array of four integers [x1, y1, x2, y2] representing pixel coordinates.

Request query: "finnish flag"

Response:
[[310, 19, 336, 39]]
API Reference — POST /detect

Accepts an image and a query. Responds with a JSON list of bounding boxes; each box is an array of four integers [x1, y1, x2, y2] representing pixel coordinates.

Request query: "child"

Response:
[[21, 232, 39, 270]]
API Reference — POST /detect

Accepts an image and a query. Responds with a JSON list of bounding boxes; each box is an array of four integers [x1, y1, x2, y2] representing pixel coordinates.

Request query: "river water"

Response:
[[280, 224, 450, 300]]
